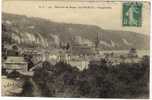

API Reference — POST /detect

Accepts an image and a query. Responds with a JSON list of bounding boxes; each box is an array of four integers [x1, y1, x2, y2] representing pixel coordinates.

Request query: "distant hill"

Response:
[[2, 13, 149, 50]]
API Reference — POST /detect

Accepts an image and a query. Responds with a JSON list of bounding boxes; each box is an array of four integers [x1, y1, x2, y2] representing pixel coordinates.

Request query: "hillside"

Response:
[[2, 13, 149, 50]]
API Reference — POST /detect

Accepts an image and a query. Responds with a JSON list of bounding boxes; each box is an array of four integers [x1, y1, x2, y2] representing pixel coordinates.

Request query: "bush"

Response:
[[29, 57, 149, 98]]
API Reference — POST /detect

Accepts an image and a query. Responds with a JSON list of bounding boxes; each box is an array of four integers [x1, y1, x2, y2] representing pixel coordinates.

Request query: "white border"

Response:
[[0, 0, 151, 100]]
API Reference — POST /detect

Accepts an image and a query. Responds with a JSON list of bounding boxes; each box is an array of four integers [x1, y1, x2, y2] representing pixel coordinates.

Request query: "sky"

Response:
[[2, 0, 150, 35]]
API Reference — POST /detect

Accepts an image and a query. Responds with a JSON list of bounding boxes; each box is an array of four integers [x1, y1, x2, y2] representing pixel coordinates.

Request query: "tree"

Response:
[[12, 44, 20, 56], [128, 48, 137, 58], [24, 54, 34, 71]]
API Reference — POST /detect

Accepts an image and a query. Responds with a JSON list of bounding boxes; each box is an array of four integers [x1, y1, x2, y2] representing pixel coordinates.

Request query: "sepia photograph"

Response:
[[1, 0, 150, 98]]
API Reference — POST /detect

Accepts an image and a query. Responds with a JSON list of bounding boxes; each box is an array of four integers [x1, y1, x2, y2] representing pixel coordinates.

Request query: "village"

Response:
[[2, 36, 149, 96], [2, 34, 147, 74]]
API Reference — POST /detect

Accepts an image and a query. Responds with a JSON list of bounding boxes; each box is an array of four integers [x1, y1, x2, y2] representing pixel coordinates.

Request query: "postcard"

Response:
[[2, 0, 150, 98]]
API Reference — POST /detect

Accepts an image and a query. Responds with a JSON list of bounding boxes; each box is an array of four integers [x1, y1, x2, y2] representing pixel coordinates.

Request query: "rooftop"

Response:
[[4, 56, 27, 64]]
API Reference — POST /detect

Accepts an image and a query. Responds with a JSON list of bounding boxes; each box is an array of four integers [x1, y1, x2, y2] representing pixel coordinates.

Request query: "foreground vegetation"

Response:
[[21, 55, 149, 98]]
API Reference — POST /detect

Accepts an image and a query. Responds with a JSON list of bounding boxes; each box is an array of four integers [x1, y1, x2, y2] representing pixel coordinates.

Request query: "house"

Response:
[[3, 56, 28, 73], [70, 43, 95, 56], [69, 60, 89, 71]]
